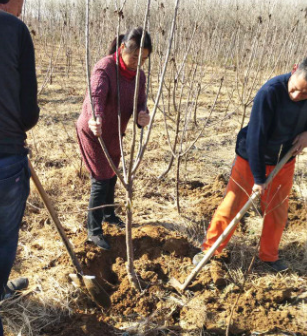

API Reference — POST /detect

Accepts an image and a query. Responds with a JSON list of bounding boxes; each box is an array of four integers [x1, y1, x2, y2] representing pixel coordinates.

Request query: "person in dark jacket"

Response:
[[193, 59, 307, 272], [76, 27, 151, 250], [0, 0, 39, 334]]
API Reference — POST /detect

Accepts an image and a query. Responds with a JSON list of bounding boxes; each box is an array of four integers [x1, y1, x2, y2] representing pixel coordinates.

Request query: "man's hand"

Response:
[[88, 117, 102, 137], [253, 183, 266, 195], [292, 131, 307, 155], [138, 111, 150, 127]]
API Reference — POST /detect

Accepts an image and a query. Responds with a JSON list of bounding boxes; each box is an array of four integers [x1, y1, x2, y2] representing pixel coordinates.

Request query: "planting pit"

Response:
[[51, 219, 306, 336]]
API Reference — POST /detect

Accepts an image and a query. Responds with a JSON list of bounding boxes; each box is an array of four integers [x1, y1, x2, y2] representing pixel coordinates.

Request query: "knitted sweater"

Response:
[[236, 73, 307, 183], [76, 55, 147, 180]]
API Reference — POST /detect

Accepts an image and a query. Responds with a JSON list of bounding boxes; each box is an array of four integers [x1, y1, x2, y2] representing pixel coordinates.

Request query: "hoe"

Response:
[[170, 146, 296, 292]]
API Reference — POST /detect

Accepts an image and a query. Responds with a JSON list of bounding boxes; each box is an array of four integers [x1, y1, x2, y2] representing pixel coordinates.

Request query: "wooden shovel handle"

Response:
[[179, 146, 296, 291], [28, 159, 83, 275]]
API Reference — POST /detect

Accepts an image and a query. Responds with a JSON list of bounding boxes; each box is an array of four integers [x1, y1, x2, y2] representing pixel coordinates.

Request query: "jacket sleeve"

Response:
[[90, 64, 110, 120], [246, 87, 276, 184], [19, 24, 40, 131]]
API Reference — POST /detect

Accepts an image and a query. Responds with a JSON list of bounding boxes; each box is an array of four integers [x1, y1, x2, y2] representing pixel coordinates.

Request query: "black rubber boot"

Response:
[[87, 234, 111, 250]]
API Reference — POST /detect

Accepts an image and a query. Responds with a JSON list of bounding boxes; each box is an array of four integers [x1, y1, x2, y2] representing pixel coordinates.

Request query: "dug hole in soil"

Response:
[[50, 176, 306, 336]]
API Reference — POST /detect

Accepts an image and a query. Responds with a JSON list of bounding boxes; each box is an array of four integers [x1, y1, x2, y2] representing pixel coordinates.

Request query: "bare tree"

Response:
[[85, 0, 180, 290]]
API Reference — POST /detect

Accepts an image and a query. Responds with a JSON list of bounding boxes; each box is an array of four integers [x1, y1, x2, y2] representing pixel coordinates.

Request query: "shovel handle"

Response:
[[29, 160, 112, 308], [28, 159, 83, 275], [180, 146, 296, 291]]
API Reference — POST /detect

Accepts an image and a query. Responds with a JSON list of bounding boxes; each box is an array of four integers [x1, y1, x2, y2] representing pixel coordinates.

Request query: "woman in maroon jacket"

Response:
[[76, 27, 152, 250]]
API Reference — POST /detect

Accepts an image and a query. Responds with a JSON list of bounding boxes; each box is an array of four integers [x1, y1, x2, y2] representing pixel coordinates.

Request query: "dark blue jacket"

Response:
[[236, 73, 307, 184], [0, 11, 39, 154]]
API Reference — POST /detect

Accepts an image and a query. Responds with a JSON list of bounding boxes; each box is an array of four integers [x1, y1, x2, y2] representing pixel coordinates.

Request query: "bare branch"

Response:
[[132, 0, 181, 174], [85, 0, 126, 188]]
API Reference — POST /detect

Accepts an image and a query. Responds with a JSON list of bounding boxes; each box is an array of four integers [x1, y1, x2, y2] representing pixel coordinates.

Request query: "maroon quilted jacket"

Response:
[[76, 55, 147, 180]]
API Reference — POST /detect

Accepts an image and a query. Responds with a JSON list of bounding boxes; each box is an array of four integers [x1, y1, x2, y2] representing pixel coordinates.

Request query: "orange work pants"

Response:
[[202, 155, 295, 262]]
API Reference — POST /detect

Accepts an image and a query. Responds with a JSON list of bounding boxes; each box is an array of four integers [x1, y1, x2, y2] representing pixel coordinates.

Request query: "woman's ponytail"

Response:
[[108, 34, 125, 55]]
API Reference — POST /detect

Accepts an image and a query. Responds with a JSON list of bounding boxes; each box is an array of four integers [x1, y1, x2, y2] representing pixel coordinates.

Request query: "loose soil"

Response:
[[287, 192, 307, 231], [42, 178, 307, 336]]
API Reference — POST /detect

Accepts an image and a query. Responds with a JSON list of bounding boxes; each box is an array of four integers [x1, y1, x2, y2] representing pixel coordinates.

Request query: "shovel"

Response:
[[28, 159, 111, 308], [170, 146, 296, 292]]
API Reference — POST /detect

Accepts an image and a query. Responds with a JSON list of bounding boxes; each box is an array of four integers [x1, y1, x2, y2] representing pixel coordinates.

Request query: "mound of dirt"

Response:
[[44, 314, 117, 336], [180, 174, 228, 227], [36, 176, 307, 336], [287, 191, 307, 231], [51, 222, 305, 335]]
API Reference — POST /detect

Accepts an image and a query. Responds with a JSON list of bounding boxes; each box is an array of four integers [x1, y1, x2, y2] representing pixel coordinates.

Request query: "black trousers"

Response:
[[87, 175, 117, 236]]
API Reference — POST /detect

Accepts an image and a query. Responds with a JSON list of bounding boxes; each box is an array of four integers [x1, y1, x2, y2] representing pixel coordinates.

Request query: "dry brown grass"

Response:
[[1, 36, 307, 335]]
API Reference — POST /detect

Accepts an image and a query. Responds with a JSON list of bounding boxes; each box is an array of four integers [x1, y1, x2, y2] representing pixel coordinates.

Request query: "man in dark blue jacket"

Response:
[[0, 0, 39, 334], [194, 60, 307, 272]]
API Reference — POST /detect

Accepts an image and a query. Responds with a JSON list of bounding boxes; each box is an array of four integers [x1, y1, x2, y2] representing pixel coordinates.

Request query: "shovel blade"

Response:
[[168, 277, 185, 292], [69, 274, 83, 288], [83, 275, 111, 309]]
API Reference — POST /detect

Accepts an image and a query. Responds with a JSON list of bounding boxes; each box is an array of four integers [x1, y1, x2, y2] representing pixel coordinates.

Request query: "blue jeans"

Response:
[[0, 155, 30, 336]]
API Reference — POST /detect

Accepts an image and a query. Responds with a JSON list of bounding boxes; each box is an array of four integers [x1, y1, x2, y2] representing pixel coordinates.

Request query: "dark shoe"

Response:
[[264, 259, 289, 272], [104, 214, 125, 229], [87, 234, 111, 250], [1, 277, 29, 300]]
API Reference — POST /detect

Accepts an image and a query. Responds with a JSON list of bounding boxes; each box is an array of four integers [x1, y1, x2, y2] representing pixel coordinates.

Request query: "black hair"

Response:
[[297, 58, 307, 81], [108, 27, 152, 55]]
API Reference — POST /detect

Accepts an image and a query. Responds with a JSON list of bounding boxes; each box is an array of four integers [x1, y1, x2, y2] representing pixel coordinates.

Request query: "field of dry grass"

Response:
[[1, 22, 307, 335]]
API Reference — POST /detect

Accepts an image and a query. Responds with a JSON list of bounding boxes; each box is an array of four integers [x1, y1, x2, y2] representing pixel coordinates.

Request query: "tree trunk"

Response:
[[125, 186, 141, 290], [176, 155, 181, 214], [240, 103, 247, 130]]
